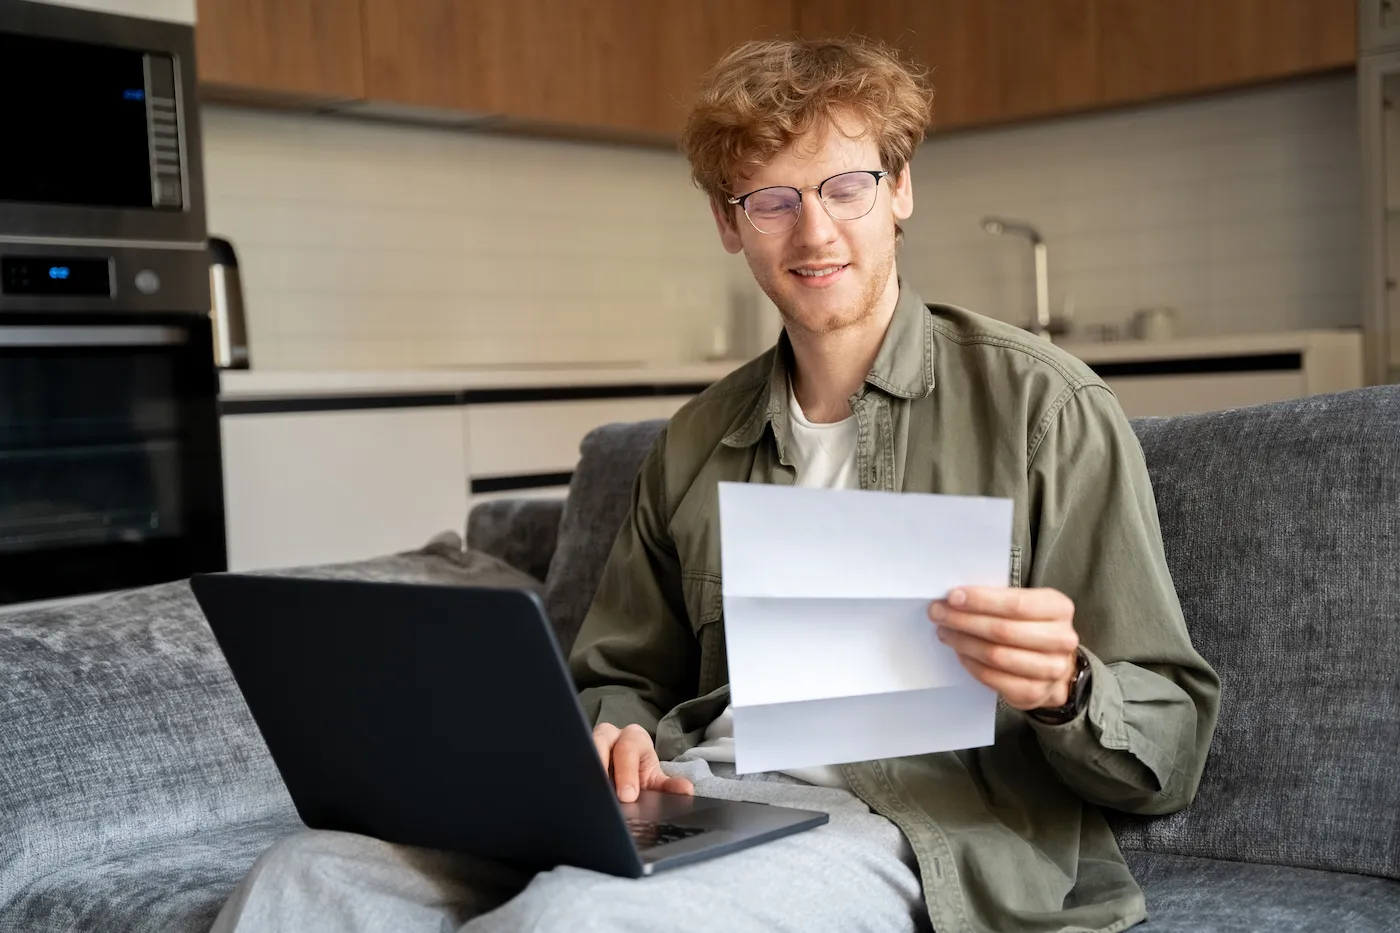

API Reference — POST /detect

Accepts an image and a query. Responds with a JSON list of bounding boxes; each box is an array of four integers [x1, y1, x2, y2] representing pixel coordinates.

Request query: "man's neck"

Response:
[[788, 274, 900, 423]]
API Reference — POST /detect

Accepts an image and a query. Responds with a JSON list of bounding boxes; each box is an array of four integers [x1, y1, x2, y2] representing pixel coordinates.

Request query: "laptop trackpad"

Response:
[[619, 790, 724, 826]]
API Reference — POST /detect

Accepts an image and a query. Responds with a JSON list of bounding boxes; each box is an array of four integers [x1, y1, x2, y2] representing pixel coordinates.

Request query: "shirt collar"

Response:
[[723, 278, 935, 449]]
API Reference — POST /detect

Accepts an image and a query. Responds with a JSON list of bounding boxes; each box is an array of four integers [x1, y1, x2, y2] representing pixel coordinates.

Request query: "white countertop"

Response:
[[220, 359, 749, 399], [1054, 328, 1363, 364], [219, 329, 1364, 400]]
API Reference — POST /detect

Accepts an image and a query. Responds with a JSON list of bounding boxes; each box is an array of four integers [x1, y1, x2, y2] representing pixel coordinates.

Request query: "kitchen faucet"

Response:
[[980, 216, 1065, 339]]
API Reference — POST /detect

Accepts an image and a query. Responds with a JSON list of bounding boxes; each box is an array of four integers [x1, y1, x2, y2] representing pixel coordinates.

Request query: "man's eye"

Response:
[[749, 198, 793, 216]]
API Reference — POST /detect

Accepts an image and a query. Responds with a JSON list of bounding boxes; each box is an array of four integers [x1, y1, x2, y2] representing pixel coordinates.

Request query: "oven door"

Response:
[[0, 313, 225, 606]]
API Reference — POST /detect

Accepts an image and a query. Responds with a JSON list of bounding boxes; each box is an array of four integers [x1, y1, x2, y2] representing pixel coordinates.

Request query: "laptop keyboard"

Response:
[[626, 818, 707, 849]]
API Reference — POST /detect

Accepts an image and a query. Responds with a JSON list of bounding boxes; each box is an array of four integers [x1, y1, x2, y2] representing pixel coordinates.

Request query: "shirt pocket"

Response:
[[680, 569, 726, 695], [680, 569, 723, 636]]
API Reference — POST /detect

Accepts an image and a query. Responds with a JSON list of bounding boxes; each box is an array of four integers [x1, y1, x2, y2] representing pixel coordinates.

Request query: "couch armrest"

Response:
[[465, 496, 565, 583]]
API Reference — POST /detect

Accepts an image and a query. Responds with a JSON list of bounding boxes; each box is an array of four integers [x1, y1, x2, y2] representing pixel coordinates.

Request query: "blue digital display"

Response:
[[122, 89, 145, 101], [48, 266, 71, 280]]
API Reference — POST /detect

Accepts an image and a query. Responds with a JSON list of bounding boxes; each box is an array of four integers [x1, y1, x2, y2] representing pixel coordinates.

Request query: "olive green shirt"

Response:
[[568, 280, 1221, 933]]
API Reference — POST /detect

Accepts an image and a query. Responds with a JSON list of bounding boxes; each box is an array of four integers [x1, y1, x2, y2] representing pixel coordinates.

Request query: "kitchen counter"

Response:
[[1054, 328, 1363, 365], [219, 359, 749, 401], [221, 328, 1365, 407], [217, 328, 1366, 570]]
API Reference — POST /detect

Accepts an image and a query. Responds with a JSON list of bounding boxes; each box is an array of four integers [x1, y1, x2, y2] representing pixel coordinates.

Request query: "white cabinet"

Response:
[[220, 389, 702, 570], [1102, 371, 1307, 419], [1360, 0, 1400, 54], [464, 396, 689, 497], [1066, 330, 1366, 418], [221, 406, 469, 571]]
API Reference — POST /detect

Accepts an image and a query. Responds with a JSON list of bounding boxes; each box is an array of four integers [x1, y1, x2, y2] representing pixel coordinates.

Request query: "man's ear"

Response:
[[889, 165, 914, 222], [709, 196, 744, 255]]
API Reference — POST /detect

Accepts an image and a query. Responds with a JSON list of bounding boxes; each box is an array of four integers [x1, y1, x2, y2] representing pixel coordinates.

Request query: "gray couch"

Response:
[[2, 387, 1399, 932]]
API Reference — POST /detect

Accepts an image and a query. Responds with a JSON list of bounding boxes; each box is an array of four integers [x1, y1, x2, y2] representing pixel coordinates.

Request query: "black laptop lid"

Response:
[[190, 574, 643, 876]]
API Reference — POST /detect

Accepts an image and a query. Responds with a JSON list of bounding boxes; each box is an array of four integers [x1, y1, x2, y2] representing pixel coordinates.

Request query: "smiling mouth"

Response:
[[790, 264, 848, 278]]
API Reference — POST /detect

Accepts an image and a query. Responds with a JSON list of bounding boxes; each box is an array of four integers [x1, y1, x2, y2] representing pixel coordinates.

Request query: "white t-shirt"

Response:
[[684, 380, 859, 790]]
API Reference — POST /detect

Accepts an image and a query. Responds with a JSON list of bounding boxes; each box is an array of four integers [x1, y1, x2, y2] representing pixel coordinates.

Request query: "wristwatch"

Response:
[[1028, 648, 1091, 725]]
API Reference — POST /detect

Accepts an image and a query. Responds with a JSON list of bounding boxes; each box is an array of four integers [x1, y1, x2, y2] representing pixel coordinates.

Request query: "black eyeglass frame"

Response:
[[725, 170, 892, 234]]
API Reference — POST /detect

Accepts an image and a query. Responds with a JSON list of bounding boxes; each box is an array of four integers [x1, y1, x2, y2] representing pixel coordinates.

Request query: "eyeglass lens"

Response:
[[742, 172, 881, 233]]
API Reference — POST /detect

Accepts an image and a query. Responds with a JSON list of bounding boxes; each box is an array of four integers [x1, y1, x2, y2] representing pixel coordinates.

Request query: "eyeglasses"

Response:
[[727, 170, 891, 235]]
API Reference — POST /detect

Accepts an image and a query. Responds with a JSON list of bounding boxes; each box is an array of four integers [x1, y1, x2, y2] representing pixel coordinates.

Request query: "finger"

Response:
[[930, 608, 1078, 654], [658, 775, 695, 796], [610, 731, 648, 803], [640, 757, 695, 796], [945, 586, 1074, 621], [938, 628, 1076, 683], [957, 653, 1069, 711], [591, 724, 620, 772]]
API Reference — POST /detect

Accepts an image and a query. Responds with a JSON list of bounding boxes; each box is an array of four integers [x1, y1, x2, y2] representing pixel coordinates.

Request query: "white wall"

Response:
[[202, 73, 1361, 371], [202, 106, 755, 371], [901, 74, 1361, 339]]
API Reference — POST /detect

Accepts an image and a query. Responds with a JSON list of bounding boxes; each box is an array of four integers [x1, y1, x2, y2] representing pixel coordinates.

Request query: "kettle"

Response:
[[208, 236, 250, 369]]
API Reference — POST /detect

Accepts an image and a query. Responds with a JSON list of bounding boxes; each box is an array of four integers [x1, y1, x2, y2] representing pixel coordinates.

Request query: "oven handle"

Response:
[[0, 326, 188, 347]]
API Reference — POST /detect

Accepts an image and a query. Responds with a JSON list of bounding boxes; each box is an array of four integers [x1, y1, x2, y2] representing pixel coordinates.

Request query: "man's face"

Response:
[[710, 116, 914, 338]]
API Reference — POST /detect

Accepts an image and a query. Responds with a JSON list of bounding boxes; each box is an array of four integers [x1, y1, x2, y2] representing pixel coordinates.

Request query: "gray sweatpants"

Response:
[[209, 758, 930, 932]]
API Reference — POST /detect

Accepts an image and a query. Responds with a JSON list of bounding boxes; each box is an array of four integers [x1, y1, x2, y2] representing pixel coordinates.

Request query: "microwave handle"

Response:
[[0, 325, 187, 347]]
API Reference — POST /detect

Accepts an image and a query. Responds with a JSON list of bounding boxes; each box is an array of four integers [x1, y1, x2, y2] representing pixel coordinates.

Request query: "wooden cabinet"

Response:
[[362, 0, 792, 137], [1099, 0, 1355, 107], [361, 0, 601, 125], [646, 1, 796, 136], [803, 0, 1351, 129], [195, 0, 366, 103], [960, 0, 1099, 127], [800, 0, 1101, 130], [1096, 0, 1199, 104], [195, 0, 1354, 139], [1190, 0, 1355, 91]]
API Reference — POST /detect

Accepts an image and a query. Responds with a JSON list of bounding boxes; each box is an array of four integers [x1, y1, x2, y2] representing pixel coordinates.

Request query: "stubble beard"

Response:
[[749, 233, 898, 340]]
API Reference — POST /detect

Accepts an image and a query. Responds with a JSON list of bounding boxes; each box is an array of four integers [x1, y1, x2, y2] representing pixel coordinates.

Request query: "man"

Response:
[[213, 38, 1218, 933]]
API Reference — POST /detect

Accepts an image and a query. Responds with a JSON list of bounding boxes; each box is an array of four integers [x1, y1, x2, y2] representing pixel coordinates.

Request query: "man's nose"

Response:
[[791, 188, 838, 249]]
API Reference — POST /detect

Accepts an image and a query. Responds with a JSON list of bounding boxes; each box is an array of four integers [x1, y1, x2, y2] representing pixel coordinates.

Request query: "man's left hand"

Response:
[[929, 587, 1080, 712]]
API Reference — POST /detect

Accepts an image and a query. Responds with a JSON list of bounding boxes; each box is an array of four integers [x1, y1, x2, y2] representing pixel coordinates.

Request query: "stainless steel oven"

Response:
[[0, 1, 224, 607], [0, 310, 225, 606]]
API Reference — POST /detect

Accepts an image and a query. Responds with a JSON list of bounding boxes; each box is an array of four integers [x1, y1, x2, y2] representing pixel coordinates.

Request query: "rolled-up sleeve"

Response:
[[1024, 385, 1221, 815]]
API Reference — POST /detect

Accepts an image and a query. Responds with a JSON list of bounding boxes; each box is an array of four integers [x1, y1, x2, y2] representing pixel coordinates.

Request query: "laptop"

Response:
[[189, 573, 828, 878]]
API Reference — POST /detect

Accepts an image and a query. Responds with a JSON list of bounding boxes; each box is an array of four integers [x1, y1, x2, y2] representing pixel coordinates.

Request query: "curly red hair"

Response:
[[679, 37, 934, 203]]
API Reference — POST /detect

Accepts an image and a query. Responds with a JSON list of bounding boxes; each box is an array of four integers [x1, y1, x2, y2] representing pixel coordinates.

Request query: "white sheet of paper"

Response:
[[718, 482, 1014, 774]]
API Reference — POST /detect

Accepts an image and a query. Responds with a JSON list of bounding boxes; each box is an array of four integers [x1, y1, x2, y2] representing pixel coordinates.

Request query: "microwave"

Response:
[[0, 0, 206, 247]]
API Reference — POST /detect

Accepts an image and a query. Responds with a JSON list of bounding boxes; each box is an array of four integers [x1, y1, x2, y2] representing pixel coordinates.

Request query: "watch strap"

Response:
[[1028, 648, 1091, 725]]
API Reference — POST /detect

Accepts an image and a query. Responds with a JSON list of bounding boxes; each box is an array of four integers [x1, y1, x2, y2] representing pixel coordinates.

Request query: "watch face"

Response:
[[1031, 651, 1089, 724]]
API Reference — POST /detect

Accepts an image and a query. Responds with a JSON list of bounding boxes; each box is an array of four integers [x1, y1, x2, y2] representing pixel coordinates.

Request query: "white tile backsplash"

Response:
[[901, 74, 1362, 339], [202, 73, 1361, 370], [201, 106, 750, 371]]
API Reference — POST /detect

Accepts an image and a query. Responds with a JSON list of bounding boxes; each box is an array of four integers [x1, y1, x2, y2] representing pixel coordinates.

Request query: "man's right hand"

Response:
[[592, 722, 695, 803]]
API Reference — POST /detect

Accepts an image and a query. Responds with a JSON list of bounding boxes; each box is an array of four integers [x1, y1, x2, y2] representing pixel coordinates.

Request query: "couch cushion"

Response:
[[0, 539, 541, 911], [543, 420, 667, 656], [1118, 386, 1400, 880], [1123, 851, 1400, 932], [465, 497, 566, 584], [0, 815, 300, 933]]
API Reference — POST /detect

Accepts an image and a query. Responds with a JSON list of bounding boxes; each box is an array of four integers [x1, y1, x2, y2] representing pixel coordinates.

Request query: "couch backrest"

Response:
[[543, 420, 668, 655], [1115, 386, 1400, 880], [547, 388, 1400, 880]]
